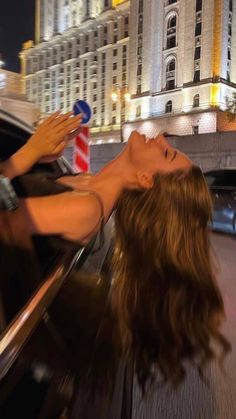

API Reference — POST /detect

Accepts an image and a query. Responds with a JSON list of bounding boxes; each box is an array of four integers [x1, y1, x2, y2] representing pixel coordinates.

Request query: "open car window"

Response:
[[205, 170, 236, 188]]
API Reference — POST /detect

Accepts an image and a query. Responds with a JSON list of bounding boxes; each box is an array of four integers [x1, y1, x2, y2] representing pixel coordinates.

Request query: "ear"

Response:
[[136, 171, 154, 189]]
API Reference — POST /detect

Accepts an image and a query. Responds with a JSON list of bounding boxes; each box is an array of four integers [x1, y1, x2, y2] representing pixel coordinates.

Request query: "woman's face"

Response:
[[128, 131, 192, 174]]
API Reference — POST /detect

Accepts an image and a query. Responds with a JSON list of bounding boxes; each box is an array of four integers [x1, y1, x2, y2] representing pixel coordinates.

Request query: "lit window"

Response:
[[166, 58, 176, 90], [193, 94, 200, 107], [194, 46, 201, 60], [136, 105, 141, 117], [167, 0, 177, 4], [165, 100, 172, 113], [196, 0, 202, 12], [195, 22, 202, 36], [193, 70, 200, 82], [137, 64, 142, 76], [167, 15, 177, 49], [137, 84, 141, 95]]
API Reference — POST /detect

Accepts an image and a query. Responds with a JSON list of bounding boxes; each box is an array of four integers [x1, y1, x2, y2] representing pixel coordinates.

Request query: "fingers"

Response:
[[39, 111, 61, 128], [49, 111, 74, 129], [66, 126, 82, 141], [38, 111, 83, 134], [53, 140, 67, 155], [55, 114, 83, 136]]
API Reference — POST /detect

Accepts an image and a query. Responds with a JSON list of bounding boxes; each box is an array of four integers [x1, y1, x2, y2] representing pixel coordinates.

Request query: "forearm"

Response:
[[0, 144, 38, 179]]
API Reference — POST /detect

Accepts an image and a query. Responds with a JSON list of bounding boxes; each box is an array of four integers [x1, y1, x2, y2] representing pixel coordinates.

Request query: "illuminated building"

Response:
[[20, 0, 129, 140], [0, 68, 39, 125], [21, 0, 236, 142]]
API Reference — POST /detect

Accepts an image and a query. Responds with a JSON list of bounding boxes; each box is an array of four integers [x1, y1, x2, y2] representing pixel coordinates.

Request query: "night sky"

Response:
[[0, 0, 35, 73]]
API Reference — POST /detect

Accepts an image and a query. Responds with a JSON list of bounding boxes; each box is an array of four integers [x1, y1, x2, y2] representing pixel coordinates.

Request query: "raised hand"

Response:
[[27, 111, 83, 161], [1, 111, 83, 179]]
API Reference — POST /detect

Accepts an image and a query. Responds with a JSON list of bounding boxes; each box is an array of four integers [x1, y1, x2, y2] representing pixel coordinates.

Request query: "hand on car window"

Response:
[[0, 111, 83, 179]]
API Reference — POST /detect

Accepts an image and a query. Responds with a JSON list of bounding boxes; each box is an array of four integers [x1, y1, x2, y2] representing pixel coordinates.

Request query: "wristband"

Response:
[[0, 175, 19, 211]]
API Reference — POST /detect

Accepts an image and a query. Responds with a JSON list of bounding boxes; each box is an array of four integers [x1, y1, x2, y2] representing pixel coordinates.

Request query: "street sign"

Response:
[[73, 99, 92, 124], [73, 126, 90, 173]]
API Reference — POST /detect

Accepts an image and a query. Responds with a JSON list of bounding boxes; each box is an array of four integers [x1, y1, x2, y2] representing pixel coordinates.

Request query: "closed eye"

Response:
[[165, 149, 177, 162], [170, 150, 177, 162]]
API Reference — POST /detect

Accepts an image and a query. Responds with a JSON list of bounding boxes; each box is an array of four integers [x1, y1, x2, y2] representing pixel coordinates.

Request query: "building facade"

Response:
[[20, 0, 129, 140], [0, 69, 39, 125], [20, 0, 236, 142]]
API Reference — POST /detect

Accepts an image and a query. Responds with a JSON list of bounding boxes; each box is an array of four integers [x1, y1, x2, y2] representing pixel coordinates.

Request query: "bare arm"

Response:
[[21, 138, 133, 243], [0, 112, 82, 180], [21, 169, 124, 243], [22, 191, 103, 243]]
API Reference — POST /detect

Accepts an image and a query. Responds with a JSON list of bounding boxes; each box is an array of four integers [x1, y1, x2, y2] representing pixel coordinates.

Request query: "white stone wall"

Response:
[[123, 110, 217, 140], [89, 130, 236, 173]]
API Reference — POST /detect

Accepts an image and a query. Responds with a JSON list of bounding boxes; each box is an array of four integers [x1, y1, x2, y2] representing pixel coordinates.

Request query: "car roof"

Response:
[[0, 109, 34, 135]]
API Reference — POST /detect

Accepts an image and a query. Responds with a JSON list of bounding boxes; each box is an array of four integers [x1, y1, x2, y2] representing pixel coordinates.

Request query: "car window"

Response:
[[0, 119, 30, 159], [223, 172, 236, 187], [205, 171, 236, 188]]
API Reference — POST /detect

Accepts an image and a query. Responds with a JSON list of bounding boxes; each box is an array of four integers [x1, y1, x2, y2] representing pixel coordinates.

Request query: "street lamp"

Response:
[[111, 84, 130, 143]]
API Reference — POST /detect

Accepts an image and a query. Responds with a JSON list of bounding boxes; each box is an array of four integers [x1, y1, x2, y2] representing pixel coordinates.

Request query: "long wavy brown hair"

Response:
[[111, 165, 231, 392]]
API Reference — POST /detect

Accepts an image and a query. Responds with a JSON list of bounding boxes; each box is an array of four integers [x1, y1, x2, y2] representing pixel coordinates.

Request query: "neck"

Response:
[[94, 144, 138, 190]]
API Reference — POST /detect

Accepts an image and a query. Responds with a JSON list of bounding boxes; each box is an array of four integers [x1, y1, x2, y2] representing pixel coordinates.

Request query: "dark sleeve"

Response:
[[12, 173, 73, 198]]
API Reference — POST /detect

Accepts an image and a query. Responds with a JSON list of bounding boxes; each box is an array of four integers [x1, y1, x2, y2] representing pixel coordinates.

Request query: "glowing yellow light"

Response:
[[212, 0, 222, 77], [210, 84, 220, 107], [112, 92, 118, 101], [112, 0, 126, 6], [23, 40, 34, 50], [124, 92, 131, 102]]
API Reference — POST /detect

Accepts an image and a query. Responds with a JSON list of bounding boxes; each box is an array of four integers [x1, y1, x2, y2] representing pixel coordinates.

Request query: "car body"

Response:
[[204, 168, 236, 235]]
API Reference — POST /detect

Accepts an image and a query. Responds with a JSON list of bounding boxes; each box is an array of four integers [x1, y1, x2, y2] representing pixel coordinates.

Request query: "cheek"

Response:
[[145, 150, 164, 170], [130, 143, 146, 165]]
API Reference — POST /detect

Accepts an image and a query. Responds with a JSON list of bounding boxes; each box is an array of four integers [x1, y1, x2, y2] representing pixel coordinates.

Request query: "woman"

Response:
[[18, 131, 230, 415], [65, 133, 231, 419], [22, 131, 193, 243]]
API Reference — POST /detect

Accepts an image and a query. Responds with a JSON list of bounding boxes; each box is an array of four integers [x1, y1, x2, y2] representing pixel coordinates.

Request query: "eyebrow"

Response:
[[171, 150, 177, 162]]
